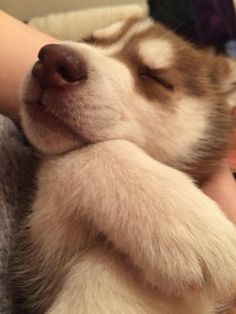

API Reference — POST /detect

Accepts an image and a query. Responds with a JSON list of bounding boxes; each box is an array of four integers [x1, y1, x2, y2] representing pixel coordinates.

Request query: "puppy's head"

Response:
[[21, 18, 236, 183]]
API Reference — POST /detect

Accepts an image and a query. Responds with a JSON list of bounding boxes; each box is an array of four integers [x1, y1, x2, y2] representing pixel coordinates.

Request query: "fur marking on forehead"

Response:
[[94, 18, 154, 41], [96, 19, 155, 55], [138, 39, 173, 69]]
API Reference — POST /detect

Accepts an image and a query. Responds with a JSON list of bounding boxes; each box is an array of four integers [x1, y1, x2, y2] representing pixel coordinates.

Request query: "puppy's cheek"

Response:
[[21, 108, 81, 155]]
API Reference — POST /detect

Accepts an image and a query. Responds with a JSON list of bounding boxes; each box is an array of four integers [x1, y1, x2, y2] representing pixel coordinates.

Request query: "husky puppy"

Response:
[[13, 18, 236, 314]]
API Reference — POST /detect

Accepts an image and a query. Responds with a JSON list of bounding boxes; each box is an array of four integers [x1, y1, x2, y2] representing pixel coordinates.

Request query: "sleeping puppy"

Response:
[[13, 18, 236, 314]]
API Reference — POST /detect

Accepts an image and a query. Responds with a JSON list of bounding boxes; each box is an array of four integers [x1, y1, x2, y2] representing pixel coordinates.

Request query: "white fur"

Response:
[[157, 96, 210, 165], [138, 39, 173, 69], [46, 250, 212, 314], [29, 141, 236, 314]]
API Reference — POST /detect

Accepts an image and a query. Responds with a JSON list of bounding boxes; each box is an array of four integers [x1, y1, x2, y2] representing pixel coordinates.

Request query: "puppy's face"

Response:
[[21, 18, 236, 183]]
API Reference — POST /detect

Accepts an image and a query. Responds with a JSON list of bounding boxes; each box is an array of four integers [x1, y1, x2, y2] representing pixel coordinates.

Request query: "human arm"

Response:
[[203, 164, 236, 223], [0, 11, 56, 122]]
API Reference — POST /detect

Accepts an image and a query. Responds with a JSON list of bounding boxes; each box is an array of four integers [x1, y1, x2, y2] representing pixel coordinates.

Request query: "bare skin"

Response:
[[0, 11, 56, 122], [203, 165, 236, 223], [0, 11, 235, 221]]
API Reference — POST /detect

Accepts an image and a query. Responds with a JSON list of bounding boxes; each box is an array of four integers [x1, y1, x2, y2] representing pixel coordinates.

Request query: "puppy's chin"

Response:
[[21, 105, 82, 155]]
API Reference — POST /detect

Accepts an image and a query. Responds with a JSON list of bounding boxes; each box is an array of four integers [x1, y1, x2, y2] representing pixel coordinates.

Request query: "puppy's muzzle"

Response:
[[32, 44, 87, 89]]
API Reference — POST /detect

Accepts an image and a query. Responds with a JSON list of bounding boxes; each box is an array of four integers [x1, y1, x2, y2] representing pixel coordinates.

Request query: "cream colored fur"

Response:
[[18, 18, 236, 314], [138, 38, 173, 69], [30, 141, 236, 314]]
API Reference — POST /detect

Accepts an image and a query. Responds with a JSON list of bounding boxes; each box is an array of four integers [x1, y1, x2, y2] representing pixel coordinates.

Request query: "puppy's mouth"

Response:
[[23, 91, 85, 142], [22, 76, 95, 149]]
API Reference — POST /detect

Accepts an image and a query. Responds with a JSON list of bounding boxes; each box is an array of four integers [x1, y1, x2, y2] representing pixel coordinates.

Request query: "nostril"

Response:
[[38, 47, 46, 61], [57, 65, 77, 82], [58, 66, 69, 80], [32, 60, 42, 81], [57, 64, 85, 82]]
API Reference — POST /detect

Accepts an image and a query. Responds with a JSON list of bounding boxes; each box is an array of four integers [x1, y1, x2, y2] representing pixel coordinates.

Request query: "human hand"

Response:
[[202, 164, 236, 314], [202, 163, 236, 224]]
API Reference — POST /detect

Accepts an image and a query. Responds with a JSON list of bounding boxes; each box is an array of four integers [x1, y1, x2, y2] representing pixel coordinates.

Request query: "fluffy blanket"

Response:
[[0, 115, 37, 314], [28, 4, 147, 40]]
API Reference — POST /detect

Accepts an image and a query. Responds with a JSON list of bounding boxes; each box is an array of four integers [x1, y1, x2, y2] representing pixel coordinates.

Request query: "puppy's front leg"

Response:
[[42, 139, 236, 299]]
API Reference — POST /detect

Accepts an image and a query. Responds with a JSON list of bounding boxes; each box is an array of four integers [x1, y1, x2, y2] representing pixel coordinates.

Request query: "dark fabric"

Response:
[[148, 0, 195, 40], [148, 0, 236, 52]]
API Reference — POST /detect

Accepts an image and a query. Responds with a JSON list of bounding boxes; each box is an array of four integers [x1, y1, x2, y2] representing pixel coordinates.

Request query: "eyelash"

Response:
[[140, 68, 174, 91]]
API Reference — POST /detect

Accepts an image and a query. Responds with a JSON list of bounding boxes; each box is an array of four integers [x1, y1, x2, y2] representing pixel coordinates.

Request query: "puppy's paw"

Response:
[[142, 196, 236, 299], [202, 224, 236, 300]]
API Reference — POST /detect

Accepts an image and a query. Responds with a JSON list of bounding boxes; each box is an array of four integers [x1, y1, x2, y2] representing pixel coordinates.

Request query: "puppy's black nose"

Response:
[[32, 44, 87, 88]]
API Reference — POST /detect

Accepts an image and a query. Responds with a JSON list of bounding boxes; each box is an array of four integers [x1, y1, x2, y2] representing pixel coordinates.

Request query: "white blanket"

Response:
[[29, 4, 148, 40]]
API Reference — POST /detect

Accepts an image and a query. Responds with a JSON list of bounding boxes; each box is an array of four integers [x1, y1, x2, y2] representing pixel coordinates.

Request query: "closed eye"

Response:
[[81, 34, 113, 47], [81, 36, 94, 44], [140, 67, 174, 91]]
